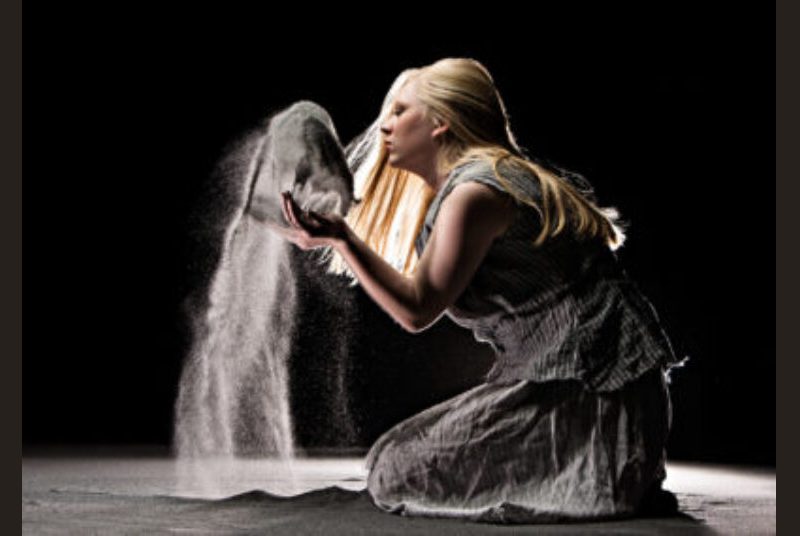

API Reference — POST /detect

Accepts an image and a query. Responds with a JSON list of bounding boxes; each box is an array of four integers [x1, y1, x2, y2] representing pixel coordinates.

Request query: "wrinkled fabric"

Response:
[[366, 368, 671, 523], [365, 158, 680, 523], [414, 159, 682, 391]]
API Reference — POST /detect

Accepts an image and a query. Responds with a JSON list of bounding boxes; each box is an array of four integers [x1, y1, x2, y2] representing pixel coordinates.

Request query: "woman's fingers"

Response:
[[283, 191, 322, 231], [303, 210, 323, 228], [276, 191, 340, 249], [294, 201, 314, 229], [283, 193, 302, 229], [281, 192, 294, 226], [280, 192, 291, 225], [283, 192, 304, 228], [265, 192, 338, 249]]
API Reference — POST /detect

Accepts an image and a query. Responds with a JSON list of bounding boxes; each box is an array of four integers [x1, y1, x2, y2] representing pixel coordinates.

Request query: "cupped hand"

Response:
[[262, 191, 349, 250]]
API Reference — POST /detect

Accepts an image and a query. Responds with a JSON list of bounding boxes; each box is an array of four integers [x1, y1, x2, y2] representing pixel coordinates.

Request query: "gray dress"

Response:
[[365, 159, 682, 523]]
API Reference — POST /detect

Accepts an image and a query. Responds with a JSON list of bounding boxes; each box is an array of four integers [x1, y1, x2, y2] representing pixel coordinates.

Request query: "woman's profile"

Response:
[[267, 57, 683, 523]]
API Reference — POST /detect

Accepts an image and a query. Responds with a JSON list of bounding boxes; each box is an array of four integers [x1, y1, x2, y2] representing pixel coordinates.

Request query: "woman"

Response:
[[270, 58, 682, 523]]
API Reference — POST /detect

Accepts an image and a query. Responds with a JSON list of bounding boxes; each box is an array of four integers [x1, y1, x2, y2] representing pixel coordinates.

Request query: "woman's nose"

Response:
[[380, 118, 392, 135]]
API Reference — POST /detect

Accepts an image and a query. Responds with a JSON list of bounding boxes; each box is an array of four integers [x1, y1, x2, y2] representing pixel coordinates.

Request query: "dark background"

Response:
[[22, 5, 774, 465]]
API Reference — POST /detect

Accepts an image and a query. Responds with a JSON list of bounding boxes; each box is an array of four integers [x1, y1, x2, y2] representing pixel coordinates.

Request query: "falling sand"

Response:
[[172, 102, 355, 497]]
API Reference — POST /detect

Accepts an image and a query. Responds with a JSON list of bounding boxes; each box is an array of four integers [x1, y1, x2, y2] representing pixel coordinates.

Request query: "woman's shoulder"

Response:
[[416, 157, 536, 253], [444, 157, 540, 204], [438, 159, 509, 206], [422, 159, 519, 233], [447, 158, 501, 184]]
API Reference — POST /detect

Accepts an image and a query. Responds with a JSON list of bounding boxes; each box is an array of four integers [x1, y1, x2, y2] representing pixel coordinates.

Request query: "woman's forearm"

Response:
[[333, 226, 422, 332]]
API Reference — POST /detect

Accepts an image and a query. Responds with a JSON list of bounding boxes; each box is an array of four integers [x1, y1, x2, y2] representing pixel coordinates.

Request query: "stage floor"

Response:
[[22, 450, 775, 534]]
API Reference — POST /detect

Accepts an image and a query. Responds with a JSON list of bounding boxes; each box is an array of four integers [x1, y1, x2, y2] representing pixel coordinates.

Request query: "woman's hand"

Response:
[[262, 191, 349, 250]]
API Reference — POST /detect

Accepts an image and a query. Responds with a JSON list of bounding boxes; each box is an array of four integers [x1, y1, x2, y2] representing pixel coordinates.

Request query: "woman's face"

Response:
[[380, 78, 442, 175]]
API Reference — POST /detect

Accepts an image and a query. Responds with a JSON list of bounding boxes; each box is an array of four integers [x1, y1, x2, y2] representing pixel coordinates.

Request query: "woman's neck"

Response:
[[421, 156, 453, 193]]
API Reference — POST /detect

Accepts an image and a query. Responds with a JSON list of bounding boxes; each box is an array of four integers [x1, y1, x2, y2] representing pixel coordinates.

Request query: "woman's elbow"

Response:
[[402, 283, 449, 333], [404, 308, 444, 334], [403, 319, 427, 334]]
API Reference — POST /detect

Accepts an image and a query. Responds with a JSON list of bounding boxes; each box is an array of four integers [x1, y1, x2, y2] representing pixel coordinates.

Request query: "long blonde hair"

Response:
[[319, 58, 625, 286]]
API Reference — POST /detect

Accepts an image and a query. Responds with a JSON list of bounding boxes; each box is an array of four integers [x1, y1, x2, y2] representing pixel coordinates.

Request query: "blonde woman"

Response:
[[271, 58, 682, 523]]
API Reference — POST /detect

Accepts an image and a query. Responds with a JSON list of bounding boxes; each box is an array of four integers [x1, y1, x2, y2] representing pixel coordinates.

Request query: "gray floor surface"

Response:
[[22, 452, 775, 535]]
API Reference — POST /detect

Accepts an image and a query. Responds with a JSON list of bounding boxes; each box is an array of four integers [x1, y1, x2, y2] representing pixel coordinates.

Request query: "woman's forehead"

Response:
[[394, 79, 419, 106]]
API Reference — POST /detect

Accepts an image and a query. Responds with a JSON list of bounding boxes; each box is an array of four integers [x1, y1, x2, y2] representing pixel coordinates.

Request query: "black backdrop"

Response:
[[22, 4, 774, 466]]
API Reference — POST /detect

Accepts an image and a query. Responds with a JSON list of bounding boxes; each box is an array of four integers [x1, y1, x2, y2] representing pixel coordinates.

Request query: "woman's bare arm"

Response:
[[332, 182, 515, 332]]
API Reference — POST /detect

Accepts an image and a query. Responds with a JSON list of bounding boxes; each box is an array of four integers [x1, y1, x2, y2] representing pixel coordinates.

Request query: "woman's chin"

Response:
[[387, 154, 404, 168]]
